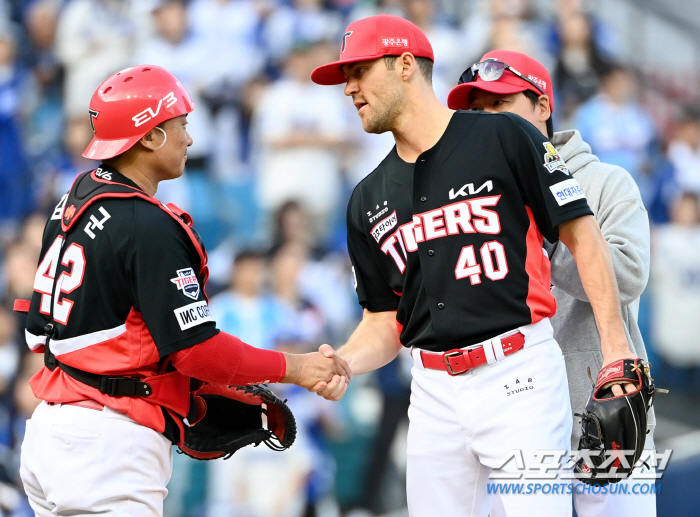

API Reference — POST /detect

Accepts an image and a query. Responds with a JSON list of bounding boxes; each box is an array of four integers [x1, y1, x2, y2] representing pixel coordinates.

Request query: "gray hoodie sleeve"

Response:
[[548, 165, 650, 305]]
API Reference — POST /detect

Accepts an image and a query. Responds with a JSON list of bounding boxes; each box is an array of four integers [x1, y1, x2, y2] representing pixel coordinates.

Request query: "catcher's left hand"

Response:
[[573, 359, 667, 485], [178, 383, 297, 460]]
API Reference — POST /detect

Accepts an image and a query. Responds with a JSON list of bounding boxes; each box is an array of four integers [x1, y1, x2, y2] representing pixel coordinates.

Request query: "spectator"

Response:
[[402, 0, 462, 101], [55, 0, 135, 117], [251, 42, 349, 238], [348, 0, 404, 23], [650, 192, 700, 372], [270, 243, 327, 347], [188, 0, 265, 92], [23, 0, 62, 97], [0, 24, 33, 235], [460, 0, 546, 72], [38, 115, 93, 208], [552, 11, 611, 122], [1, 242, 39, 302], [667, 107, 700, 197], [269, 200, 320, 258], [574, 64, 657, 205], [209, 249, 286, 351], [206, 246, 338, 517], [22, 0, 65, 174], [262, 0, 342, 69], [135, 0, 213, 169], [268, 201, 358, 342], [0, 305, 19, 400]]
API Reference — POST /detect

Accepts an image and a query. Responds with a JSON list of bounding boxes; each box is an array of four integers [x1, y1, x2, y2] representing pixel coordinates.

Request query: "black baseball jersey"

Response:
[[347, 111, 592, 352], [26, 166, 218, 433]]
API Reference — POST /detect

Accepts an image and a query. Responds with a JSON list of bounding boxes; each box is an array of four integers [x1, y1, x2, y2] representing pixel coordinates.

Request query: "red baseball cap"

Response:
[[447, 50, 553, 113], [311, 14, 434, 86]]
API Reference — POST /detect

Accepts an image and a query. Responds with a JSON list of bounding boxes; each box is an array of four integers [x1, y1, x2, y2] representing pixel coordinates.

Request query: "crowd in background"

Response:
[[0, 0, 699, 515]]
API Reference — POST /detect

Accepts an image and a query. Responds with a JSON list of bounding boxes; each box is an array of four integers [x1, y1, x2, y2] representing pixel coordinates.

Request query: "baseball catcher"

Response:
[[574, 359, 667, 485], [179, 382, 297, 460]]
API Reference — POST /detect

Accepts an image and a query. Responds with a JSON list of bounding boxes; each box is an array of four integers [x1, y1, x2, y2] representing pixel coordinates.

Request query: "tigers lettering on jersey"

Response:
[[379, 195, 502, 274]]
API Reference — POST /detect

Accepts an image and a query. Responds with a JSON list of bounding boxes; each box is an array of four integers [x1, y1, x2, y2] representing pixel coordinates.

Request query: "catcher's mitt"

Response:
[[573, 359, 666, 485], [178, 383, 297, 460]]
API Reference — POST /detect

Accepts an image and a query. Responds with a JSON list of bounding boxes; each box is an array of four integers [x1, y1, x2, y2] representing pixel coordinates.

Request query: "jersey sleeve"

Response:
[[502, 114, 593, 242], [127, 202, 218, 357], [346, 192, 400, 312]]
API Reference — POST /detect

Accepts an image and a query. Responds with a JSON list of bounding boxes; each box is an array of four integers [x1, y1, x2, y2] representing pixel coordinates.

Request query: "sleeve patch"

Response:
[[371, 210, 397, 243], [170, 268, 200, 300], [174, 301, 213, 330], [543, 142, 570, 175], [549, 178, 586, 206]]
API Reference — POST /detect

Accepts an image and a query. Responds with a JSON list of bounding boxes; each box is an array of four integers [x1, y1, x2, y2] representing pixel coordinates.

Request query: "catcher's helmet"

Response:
[[82, 65, 195, 160]]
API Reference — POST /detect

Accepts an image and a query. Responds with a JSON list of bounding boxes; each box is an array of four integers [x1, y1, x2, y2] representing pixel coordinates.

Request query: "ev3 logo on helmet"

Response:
[[132, 92, 178, 127]]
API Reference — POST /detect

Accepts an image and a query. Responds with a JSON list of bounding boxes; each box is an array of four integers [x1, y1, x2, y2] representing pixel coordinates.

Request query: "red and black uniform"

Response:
[[24, 166, 284, 443], [347, 111, 592, 351]]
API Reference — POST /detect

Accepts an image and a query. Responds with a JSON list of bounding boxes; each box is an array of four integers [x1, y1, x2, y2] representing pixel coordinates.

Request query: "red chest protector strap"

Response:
[[16, 167, 207, 422], [61, 168, 208, 276]]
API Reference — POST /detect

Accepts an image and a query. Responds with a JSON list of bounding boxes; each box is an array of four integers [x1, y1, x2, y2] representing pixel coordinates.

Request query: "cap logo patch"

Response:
[[528, 75, 547, 91], [382, 37, 409, 47], [88, 109, 99, 134], [170, 267, 200, 300], [341, 31, 353, 53]]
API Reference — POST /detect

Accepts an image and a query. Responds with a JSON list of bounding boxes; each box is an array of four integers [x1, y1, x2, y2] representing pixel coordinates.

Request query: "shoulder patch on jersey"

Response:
[[542, 142, 570, 175], [174, 301, 213, 330], [64, 204, 77, 221], [170, 268, 200, 300], [549, 178, 586, 206]]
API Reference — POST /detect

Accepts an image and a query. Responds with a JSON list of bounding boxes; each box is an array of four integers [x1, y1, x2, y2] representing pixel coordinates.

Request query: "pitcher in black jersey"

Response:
[[309, 15, 637, 517], [18, 65, 349, 517]]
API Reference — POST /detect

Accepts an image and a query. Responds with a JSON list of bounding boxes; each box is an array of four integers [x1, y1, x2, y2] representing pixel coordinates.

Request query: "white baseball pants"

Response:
[[406, 318, 573, 517], [20, 401, 173, 516]]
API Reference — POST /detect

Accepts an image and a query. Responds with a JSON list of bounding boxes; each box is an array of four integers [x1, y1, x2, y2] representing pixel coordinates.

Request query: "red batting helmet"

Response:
[[83, 65, 195, 160]]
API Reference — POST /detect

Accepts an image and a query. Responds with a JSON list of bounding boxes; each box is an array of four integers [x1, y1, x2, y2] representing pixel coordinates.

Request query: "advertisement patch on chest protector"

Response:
[[549, 178, 586, 206], [174, 301, 213, 330]]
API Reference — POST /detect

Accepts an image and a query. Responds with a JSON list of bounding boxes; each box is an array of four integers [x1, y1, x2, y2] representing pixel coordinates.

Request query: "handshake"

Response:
[[282, 345, 351, 401]]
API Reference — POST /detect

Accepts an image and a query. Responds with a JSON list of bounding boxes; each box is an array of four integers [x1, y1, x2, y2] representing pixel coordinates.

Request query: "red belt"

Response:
[[420, 332, 525, 376]]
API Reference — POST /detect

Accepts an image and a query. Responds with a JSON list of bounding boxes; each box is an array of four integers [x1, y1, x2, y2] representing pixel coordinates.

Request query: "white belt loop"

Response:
[[492, 337, 506, 361], [411, 346, 425, 370], [484, 339, 497, 364]]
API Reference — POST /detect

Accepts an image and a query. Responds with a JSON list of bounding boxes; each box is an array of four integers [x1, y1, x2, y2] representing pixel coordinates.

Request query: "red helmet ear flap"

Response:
[[83, 65, 195, 161]]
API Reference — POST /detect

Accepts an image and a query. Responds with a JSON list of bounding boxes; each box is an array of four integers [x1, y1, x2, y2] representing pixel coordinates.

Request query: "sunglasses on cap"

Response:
[[458, 60, 546, 96]]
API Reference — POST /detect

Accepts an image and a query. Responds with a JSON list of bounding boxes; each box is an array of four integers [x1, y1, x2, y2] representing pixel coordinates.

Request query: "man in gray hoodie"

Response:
[[447, 50, 655, 517]]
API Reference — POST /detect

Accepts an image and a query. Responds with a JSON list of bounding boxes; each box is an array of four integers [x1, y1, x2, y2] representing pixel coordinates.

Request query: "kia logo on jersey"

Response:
[[170, 268, 200, 300]]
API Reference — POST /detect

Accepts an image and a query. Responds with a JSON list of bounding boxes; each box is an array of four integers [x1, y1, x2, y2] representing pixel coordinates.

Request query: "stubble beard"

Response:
[[363, 85, 403, 135]]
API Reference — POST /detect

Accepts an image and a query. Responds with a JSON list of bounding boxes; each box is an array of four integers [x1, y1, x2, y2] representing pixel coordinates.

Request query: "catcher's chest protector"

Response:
[[18, 167, 210, 444]]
